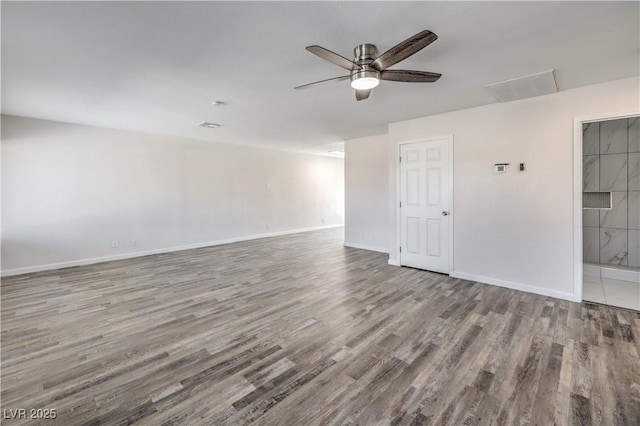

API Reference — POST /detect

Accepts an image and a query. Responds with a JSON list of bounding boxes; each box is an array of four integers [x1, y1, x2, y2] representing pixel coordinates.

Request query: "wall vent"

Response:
[[583, 192, 611, 209], [484, 69, 558, 102]]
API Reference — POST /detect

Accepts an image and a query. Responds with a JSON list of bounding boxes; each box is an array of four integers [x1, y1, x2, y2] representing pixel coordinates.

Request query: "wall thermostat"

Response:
[[494, 163, 509, 174]]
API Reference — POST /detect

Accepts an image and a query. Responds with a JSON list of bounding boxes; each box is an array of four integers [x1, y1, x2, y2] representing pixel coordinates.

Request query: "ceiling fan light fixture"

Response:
[[298, 30, 440, 100], [350, 69, 380, 90], [351, 77, 379, 90]]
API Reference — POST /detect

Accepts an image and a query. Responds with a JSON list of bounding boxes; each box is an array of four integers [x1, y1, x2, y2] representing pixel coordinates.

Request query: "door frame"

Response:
[[572, 110, 639, 302], [395, 135, 454, 274]]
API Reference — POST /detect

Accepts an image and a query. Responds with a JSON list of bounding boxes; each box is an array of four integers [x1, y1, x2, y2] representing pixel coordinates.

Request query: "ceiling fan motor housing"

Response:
[[352, 43, 380, 83], [354, 43, 378, 63]]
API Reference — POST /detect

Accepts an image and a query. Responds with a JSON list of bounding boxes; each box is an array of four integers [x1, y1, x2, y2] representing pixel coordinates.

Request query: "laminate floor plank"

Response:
[[2, 228, 639, 425]]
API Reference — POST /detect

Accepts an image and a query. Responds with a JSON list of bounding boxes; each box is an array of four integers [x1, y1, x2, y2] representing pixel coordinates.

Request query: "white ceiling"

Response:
[[2, 1, 638, 155]]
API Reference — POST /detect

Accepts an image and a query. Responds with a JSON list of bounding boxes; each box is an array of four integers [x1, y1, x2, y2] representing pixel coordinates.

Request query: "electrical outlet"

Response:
[[266, 224, 270, 230], [111, 240, 119, 248], [131, 239, 138, 247]]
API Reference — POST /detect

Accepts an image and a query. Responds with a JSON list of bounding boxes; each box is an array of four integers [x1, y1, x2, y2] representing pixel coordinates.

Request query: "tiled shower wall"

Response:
[[583, 117, 640, 268]]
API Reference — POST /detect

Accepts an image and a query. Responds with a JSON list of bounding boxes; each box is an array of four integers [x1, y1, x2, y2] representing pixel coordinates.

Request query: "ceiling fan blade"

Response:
[[370, 30, 438, 71], [380, 70, 441, 83], [306, 45, 362, 71], [355, 89, 371, 101], [294, 75, 350, 90]]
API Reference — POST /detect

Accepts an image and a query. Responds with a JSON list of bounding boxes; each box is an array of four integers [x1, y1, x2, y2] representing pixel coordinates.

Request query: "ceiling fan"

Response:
[[295, 30, 441, 101]]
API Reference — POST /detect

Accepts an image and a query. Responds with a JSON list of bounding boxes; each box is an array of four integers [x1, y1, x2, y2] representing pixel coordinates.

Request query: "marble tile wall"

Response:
[[583, 226, 600, 263], [600, 191, 626, 228], [600, 228, 628, 265], [583, 155, 599, 192], [630, 117, 639, 153], [600, 119, 628, 154], [583, 122, 599, 155], [583, 117, 640, 268], [630, 230, 640, 268], [630, 152, 639, 190], [629, 192, 640, 230], [599, 154, 627, 191]]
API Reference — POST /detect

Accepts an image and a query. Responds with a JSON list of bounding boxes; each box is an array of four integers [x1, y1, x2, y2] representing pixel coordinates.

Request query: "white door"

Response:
[[400, 139, 451, 273]]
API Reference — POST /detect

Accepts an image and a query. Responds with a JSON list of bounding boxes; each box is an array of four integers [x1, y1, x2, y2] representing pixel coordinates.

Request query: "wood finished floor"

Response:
[[1, 228, 639, 426]]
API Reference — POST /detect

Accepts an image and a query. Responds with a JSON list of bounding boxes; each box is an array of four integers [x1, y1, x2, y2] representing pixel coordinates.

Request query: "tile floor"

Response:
[[583, 274, 640, 311]]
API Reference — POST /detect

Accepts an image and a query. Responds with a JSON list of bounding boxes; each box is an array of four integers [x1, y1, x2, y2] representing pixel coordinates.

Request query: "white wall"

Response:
[[1, 115, 345, 275], [386, 76, 640, 301], [344, 134, 389, 253]]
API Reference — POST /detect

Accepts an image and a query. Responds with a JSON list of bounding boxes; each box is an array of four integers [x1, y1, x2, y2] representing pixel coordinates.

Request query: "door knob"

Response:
[[441, 211, 449, 216]]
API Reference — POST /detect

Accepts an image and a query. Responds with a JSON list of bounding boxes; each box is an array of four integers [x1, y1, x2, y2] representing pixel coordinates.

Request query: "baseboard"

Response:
[[1, 224, 344, 277], [343, 241, 389, 254], [451, 271, 579, 302], [387, 259, 400, 266]]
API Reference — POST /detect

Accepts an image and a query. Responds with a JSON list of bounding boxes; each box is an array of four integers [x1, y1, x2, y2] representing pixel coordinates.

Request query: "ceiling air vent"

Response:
[[484, 69, 558, 102]]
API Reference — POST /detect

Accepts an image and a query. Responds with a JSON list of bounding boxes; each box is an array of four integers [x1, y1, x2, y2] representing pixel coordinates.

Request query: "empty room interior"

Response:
[[2, 2, 640, 425]]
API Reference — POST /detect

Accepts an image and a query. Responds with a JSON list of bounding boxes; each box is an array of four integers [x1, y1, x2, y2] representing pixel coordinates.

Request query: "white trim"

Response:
[[451, 271, 579, 302], [343, 241, 389, 254], [584, 263, 640, 283], [572, 110, 640, 302], [576, 111, 640, 124], [395, 135, 454, 274], [1, 224, 344, 277], [388, 259, 400, 266], [448, 137, 455, 274], [572, 117, 584, 302], [600, 267, 640, 283]]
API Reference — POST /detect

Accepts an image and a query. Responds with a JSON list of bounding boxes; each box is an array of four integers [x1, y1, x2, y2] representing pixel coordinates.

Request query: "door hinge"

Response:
[[399, 201, 402, 208], [399, 246, 402, 253], [399, 156, 402, 163]]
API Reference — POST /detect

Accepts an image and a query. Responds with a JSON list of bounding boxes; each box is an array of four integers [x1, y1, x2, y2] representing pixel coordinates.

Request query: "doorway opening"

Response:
[[577, 115, 639, 310]]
